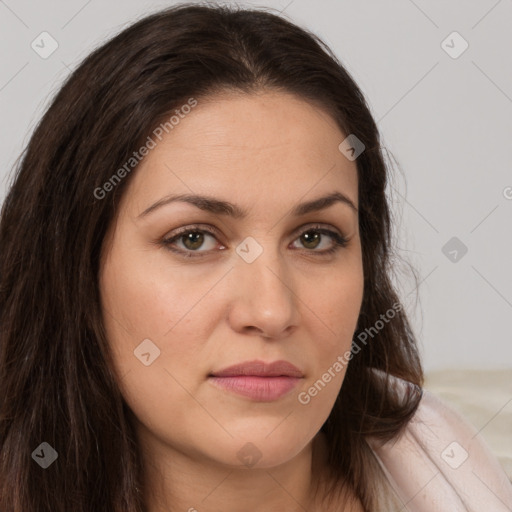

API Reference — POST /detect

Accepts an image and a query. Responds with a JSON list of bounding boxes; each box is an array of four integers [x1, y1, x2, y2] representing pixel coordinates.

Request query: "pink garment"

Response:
[[368, 382, 512, 511]]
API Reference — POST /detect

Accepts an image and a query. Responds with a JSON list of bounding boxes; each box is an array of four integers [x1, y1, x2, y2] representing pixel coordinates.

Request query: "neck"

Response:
[[139, 429, 334, 512]]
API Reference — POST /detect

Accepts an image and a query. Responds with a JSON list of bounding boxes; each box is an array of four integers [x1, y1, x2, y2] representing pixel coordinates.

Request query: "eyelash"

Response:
[[160, 223, 349, 259]]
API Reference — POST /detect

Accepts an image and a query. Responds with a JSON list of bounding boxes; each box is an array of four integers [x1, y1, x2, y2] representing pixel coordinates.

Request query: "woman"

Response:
[[0, 3, 510, 511]]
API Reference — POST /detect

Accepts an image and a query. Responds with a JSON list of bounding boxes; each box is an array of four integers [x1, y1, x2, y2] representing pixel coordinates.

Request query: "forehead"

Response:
[[122, 90, 358, 216]]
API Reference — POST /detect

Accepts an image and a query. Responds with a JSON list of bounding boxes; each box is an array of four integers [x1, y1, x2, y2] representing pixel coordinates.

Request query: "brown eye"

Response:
[[162, 226, 221, 257], [300, 231, 322, 249], [161, 224, 348, 259], [291, 226, 349, 255], [180, 232, 207, 251]]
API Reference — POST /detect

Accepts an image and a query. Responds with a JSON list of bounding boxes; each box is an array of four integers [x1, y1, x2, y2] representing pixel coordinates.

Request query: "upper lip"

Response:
[[210, 359, 304, 378]]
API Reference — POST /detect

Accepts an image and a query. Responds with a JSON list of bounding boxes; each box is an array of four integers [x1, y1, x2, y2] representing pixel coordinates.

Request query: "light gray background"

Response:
[[1, 0, 511, 372]]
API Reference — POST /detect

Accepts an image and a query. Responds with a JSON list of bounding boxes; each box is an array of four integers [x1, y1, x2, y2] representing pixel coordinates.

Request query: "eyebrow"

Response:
[[138, 191, 358, 219]]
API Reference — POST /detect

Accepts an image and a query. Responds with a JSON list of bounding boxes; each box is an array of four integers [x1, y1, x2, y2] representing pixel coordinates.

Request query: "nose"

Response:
[[226, 244, 299, 340]]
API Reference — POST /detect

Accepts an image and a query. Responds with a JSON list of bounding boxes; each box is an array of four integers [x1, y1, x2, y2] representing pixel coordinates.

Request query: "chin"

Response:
[[203, 431, 311, 470]]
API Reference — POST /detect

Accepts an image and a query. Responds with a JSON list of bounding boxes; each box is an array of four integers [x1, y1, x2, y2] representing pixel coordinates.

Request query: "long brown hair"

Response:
[[0, 3, 423, 511]]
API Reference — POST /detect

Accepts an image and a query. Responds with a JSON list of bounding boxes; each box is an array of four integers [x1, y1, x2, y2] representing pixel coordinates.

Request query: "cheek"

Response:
[[101, 236, 203, 333], [99, 243, 214, 386], [312, 264, 364, 344], [301, 263, 364, 389], [99, 252, 213, 443]]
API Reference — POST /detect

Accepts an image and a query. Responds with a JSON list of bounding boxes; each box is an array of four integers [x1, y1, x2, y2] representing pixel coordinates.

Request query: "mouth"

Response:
[[208, 359, 304, 402]]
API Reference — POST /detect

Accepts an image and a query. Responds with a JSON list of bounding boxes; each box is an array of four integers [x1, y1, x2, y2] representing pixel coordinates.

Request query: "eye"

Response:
[[161, 224, 222, 257], [290, 225, 349, 255], [161, 223, 349, 258]]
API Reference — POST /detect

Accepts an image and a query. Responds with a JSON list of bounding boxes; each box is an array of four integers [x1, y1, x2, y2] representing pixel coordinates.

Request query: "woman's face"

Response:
[[99, 90, 364, 470]]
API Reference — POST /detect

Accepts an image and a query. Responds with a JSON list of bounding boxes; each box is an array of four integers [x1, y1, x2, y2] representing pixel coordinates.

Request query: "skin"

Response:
[[99, 90, 365, 511]]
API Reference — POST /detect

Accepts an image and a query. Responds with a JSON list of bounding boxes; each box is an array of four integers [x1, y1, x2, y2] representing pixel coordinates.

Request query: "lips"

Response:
[[210, 359, 304, 378], [208, 360, 304, 401]]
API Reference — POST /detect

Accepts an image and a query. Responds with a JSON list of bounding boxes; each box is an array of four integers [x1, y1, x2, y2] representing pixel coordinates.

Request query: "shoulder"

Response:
[[366, 374, 512, 511]]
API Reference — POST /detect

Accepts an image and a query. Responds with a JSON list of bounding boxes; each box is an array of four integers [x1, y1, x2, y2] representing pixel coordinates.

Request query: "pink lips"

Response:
[[208, 360, 303, 401]]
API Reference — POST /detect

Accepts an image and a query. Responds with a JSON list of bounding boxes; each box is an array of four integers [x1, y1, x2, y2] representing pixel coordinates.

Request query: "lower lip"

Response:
[[208, 375, 301, 401]]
